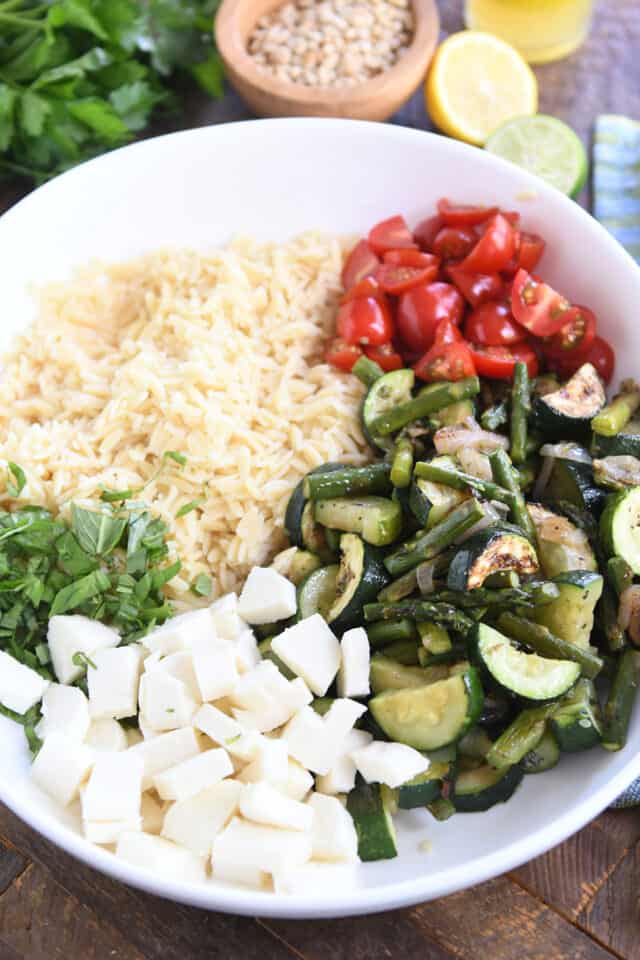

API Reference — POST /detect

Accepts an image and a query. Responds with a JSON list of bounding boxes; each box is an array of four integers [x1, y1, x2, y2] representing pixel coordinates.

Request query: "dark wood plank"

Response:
[[408, 875, 618, 960], [0, 837, 27, 896], [0, 805, 295, 960], [577, 841, 640, 960]]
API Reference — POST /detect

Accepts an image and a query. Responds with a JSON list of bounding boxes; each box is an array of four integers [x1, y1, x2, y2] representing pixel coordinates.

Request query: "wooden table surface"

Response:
[[1, 1, 640, 957]]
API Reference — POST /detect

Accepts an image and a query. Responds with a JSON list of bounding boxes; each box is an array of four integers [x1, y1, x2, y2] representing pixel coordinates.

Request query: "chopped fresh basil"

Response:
[[7, 462, 26, 497], [191, 573, 212, 597], [176, 497, 206, 518]]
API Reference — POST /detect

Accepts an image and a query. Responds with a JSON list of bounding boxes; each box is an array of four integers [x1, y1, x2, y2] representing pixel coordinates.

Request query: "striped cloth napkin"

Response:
[[593, 114, 640, 807]]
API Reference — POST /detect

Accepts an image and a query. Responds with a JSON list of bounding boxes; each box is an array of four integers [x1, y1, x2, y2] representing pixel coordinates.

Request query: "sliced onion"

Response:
[[417, 560, 437, 595], [434, 418, 509, 455], [532, 453, 554, 501], [453, 501, 501, 545], [618, 585, 640, 645], [594, 455, 640, 489], [489, 500, 510, 518], [539, 442, 592, 464], [457, 448, 492, 481]]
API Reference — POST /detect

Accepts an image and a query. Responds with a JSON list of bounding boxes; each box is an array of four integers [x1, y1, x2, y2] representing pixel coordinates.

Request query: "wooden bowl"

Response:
[[215, 0, 440, 122]]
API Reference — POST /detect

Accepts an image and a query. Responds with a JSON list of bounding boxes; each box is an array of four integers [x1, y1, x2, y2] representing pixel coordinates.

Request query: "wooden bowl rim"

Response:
[[215, 0, 440, 108]]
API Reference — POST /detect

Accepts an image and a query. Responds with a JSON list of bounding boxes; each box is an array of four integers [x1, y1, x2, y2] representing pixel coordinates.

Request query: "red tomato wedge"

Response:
[[413, 215, 443, 251], [544, 305, 597, 357], [376, 262, 439, 294], [511, 268, 571, 336], [518, 232, 546, 272], [433, 317, 463, 345], [549, 335, 615, 385], [432, 226, 476, 261], [437, 199, 497, 227], [368, 215, 416, 256], [383, 249, 440, 269], [397, 282, 465, 353], [341, 240, 379, 290], [341, 275, 385, 304], [415, 338, 476, 382], [468, 342, 539, 380], [365, 343, 403, 371], [460, 213, 518, 274], [337, 296, 393, 347], [446, 264, 505, 307], [464, 301, 527, 346], [325, 338, 363, 372]]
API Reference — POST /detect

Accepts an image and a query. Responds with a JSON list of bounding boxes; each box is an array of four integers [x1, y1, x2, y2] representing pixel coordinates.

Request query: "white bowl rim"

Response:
[[1, 117, 640, 919]]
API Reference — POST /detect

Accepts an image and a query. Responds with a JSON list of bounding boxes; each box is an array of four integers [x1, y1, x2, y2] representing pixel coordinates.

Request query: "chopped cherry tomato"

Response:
[[415, 339, 476, 382], [376, 262, 439, 295], [460, 213, 518, 274], [544, 305, 597, 357], [511, 268, 570, 337], [464, 301, 527, 346], [336, 296, 393, 347], [397, 282, 465, 353], [432, 226, 476, 261], [368, 215, 416, 256], [341, 240, 379, 290], [549, 335, 615, 385], [325, 338, 363, 372], [518, 232, 546, 272], [500, 230, 521, 276], [413, 215, 443, 251], [437, 199, 497, 227], [468, 342, 539, 380], [341, 275, 385, 304], [433, 317, 463, 345], [365, 343, 403, 371], [446, 263, 505, 307], [383, 249, 440, 269]]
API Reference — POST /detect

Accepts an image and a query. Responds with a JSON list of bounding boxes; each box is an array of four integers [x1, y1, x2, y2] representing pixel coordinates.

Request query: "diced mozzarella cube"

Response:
[[230, 660, 279, 712], [141, 792, 165, 835], [193, 704, 261, 760], [351, 741, 429, 788], [48, 615, 119, 685], [125, 728, 144, 748], [0, 651, 49, 715], [209, 593, 246, 641], [230, 661, 312, 732], [145, 651, 201, 702], [315, 729, 373, 795], [237, 737, 289, 785], [142, 609, 215, 656], [31, 732, 94, 806], [233, 628, 260, 673], [153, 748, 233, 802], [238, 567, 297, 625], [85, 717, 128, 752], [36, 684, 89, 742], [138, 671, 197, 732], [212, 817, 312, 878], [308, 793, 358, 862], [273, 862, 358, 895], [191, 635, 238, 702], [284, 699, 366, 776], [323, 698, 367, 743], [116, 832, 206, 883], [128, 727, 200, 790], [211, 860, 266, 890], [271, 615, 340, 696], [280, 759, 314, 802], [88, 645, 143, 720], [162, 780, 241, 857], [239, 782, 314, 832], [337, 628, 370, 699], [84, 819, 141, 845], [81, 751, 143, 822]]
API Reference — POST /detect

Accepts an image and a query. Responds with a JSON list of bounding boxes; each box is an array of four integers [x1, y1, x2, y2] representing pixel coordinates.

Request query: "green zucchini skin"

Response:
[[296, 565, 338, 621], [452, 763, 524, 813], [531, 571, 603, 650], [533, 363, 606, 442], [521, 727, 560, 773], [347, 779, 398, 862], [369, 654, 449, 694], [600, 487, 640, 575], [327, 534, 389, 634], [551, 679, 603, 752], [284, 463, 343, 548], [361, 369, 414, 452], [592, 417, 640, 458], [398, 748, 457, 809], [547, 458, 606, 514], [314, 496, 403, 547], [446, 524, 538, 591], [527, 503, 598, 576]]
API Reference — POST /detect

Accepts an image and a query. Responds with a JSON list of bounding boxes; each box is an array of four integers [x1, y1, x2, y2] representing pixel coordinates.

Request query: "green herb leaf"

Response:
[[18, 91, 50, 138], [72, 650, 97, 670], [176, 497, 205, 518], [191, 573, 211, 596], [50, 569, 110, 616], [109, 80, 163, 132], [71, 504, 127, 556], [53, 0, 110, 40], [151, 559, 181, 590], [0, 85, 17, 152], [67, 97, 131, 143], [164, 450, 187, 466], [33, 46, 113, 90], [6, 462, 27, 498], [190, 52, 224, 97], [55, 530, 100, 576]]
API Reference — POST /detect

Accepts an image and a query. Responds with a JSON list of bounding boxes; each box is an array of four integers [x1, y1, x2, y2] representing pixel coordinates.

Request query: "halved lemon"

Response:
[[426, 31, 538, 146]]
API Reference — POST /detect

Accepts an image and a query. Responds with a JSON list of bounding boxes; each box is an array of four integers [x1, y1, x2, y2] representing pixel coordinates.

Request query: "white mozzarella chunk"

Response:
[[280, 759, 314, 802], [239, 782, 314, 832], [315, 729, 373, 795], [85, 717, 128, 752], [142, 609, 215, 656], [36, 684, 89, 742], [212, 817, 312, 878], [125, 728, 144, 748], [0, 650, 49, 716], [238, 567, 297, 625], [271, 614, 340, 696], [140, 792, 166, 835], [81, 751, 143, 822], [191, 635, 238, 702], [116, 832, 206, 883], [237, 737, 289, 785], [88, 645, 143, 720], [233, 628, 261, 673], [84, 819, 140, 845], [146, 651, 201, 702], [209, 593, 246, 641], [47, 615, 119, 685], [337, 628, 370, 699], [138, 670, 197, 732], [153, 748, 233, 802], [230, 660, 279, 711], [351, 740, 429, 788], [193, 704, 262, 760], [31, 732, 94, 807], [284, 699, 366, 776], [308, 793, 358, 862], [127, 727, 200, 790], [161, 780, 242, 857], [230, 660, 312, 732], [211, 859, 266, 890], [273, 862, 358, 895], [323, 698, 367, 743]]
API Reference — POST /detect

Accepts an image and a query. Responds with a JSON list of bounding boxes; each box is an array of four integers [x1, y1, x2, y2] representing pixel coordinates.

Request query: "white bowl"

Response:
[[1, 119, 640, 919]]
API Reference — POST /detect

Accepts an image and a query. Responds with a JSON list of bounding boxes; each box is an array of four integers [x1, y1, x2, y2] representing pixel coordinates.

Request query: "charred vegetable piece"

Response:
[[527, 503, 597, 576], [384, 498, 485, 577], [534, 363, 605, 442], [326, 534, 389, 633], [497, 611, 604, 680], [446, 524, 538, 591]]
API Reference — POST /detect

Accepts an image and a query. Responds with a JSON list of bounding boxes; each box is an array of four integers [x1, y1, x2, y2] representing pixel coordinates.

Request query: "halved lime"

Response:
[[485, 114, 588, 198]]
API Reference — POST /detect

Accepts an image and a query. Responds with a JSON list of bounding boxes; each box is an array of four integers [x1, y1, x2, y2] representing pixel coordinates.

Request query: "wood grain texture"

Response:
[[578, 839, 640, 960]]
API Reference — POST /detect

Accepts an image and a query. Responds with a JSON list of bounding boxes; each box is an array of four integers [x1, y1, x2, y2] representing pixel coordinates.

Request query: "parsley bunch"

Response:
[[0, 0, 223, 182]]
